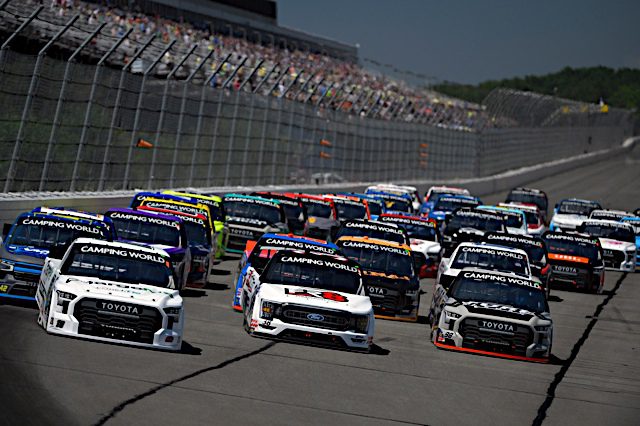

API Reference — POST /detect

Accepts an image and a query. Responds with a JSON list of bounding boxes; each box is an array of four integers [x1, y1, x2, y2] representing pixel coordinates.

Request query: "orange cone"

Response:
[[136, 138, 153, 148]]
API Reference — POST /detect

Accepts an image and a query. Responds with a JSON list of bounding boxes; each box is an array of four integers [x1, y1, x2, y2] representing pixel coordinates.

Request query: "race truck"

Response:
[[334, 219, 409, 246], [232, 233, 338, 311], [588, 209, 635, 222], [483, 232, 552, 298], [135, 198, 214, 287], [549, 198, 602, 232], [339, 193, 385, 220], [420, 186, 471, 216], [131, 192, 221, 258], [335, 236, 423, 321], [379, 214, 441, 278], [429, 268, 552, 362], [1, 211, 111, 301], [36, 238, 183, 351], [542, 231, 605, 293], [440, 208, 507, 257], [436, 242, 533, 292], [223, 194, 289, 253], [367, 184, 422, 212], [163, 190, 229, 259], [294, 194, 339, 241], [364, 189, 414, 214], [105, 208, 192, 291], [505, 187, 549, 223], [325, 195, 371, 223], [498, 203, 547, 236], [621, 216, 640, 267], [578, 220, 636, 272], [427, 195, 481, 225], [478, 205, 528, 235], [240, 250, 374, 351], [251, 192, 308, 236]]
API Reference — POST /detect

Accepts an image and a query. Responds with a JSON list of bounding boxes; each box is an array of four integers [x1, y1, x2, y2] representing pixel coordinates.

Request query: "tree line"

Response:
[[433, 66, 640, 112]]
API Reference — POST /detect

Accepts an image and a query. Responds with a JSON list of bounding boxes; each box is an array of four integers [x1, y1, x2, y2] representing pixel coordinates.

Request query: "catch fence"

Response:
[[0, 6, 634, 193]]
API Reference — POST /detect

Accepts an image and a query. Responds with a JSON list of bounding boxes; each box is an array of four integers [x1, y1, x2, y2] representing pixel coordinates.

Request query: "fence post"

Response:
[[70, 28, 132, 192], [164, 44, 200, 188], [4, 12, 78, 193], [97, 34, 157, 191], [270, 98, 285, 184], [238, 60, 267, 186], [204, 55, 237, 186], [186, 49, 216, 187], [123, 40, 176, 190], [0, 5, 42, 70], [222, 57, 249, 186], [39, 23, 105, 192], [253, 65, 280, 182]]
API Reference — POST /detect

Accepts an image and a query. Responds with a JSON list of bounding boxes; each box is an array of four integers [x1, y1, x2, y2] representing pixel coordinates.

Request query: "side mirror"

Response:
[[2, 223, 12, 239]]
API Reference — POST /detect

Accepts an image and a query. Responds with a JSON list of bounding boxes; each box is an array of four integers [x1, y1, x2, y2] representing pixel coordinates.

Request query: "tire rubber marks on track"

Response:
[[532, 273, 627, 426], [94, 342, 276, 426]]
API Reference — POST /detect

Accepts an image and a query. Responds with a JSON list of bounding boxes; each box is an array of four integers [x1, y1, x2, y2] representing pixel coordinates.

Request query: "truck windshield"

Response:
[[339, 245, 414, 277], [8, 222, 108, 249], [582, 224, 635, 243], [225, 201, 282, 224], [451, 249, 529, 276], [61, 247, 172, 288], [450, 276, 548, 313], [263, 257, 360, 294], [111, 218, 180, 247]]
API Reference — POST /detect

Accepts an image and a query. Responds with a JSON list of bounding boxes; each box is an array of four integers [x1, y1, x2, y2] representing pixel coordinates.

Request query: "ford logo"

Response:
[[306, 313, 325, 322]]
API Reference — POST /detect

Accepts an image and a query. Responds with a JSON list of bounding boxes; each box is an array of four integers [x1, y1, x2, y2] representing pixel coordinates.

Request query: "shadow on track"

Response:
[[531, 273, 627, 426], [95, 341, 277, 425]]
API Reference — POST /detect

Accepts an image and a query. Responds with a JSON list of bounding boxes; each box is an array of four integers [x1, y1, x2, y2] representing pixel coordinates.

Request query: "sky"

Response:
[[276, 0, 640, 85]]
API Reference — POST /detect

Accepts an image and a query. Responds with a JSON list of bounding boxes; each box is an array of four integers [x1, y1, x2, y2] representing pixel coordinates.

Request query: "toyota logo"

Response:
[[306, 313, 325, 322]]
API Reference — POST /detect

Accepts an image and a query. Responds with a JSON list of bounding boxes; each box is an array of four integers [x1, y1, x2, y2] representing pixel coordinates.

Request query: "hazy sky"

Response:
[[277, 0, 640, 84]]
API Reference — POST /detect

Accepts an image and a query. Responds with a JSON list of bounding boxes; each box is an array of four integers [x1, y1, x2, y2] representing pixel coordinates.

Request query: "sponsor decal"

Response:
[[108, 212, 180, 229], [227, 216, 269, 226], [438, 197, 477, 204], [142, 200, 202, 216], [98, 301, 142, 315], [380, 216, 435, 227], [486, 233, 542, 247], [225, 197, 278, 207], [230, 228, 255, 237], [79, 244, 166, 263], [280, 256, 358, 273], [461, 271, 541, 289], [262, 238, 335, 254], [367, 286, 386, 295], [284, 288, 349, 302], [460, 246, 525, 260], [338, 240, 409, 255], [463, 301, 534, 316], [306, 313, 325, 321], [584, 221, 632, 230], [20, 218, 104, 235], [553, 265, 577, 273], [544, 233, 597, 245], [479, 320, 515, 332], [455, 210, 500, 220], [344, 221, 403, 234], [178, 215, 206, 226], [547, 253, 590, 264]]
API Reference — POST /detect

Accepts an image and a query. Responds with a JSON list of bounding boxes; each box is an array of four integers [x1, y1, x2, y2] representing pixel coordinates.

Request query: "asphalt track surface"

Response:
[[1, 152, 639, 426]]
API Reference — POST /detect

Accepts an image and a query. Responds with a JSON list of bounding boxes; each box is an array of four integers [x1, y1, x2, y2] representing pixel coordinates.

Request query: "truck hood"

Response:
[[4, 244, 50, 260], [56, 275, 181, 305], [410, 239, 441, 254], [599, 238, 635, 252], [258, 283, 372, 315], [552, 214, 586, 227], [458, 300, 545, 321]]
